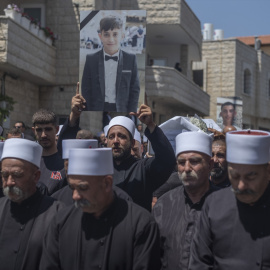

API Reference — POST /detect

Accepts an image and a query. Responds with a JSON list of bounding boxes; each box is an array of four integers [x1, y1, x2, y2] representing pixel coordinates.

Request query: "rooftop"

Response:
[[235, 35, 270, 45]]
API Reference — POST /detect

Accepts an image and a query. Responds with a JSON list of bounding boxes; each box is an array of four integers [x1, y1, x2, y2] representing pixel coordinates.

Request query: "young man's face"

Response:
[[99, 28, 124, 55], [220, 105, 236, 126], [32, 123, 58, 150]]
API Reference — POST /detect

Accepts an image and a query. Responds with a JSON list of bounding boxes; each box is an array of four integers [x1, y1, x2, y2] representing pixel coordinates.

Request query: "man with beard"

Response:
[[0, 138, 63, 270], [210, 136, 231, 188], [153, 131, 219, 270], [106, 104, 175, 211], [189, 130, 270, 269], [40, 148, 160, 270]]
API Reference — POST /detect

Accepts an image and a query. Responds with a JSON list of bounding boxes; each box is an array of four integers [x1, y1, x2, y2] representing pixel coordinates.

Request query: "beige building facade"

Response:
[[0, 0, 210, 136], [201, 39, 270, 130]]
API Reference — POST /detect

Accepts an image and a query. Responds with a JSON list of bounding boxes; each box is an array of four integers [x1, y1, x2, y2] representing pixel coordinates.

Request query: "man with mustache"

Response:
[[153, 131, 219, 270], [0, 138, 63, 270], [40, 148, 160, 270], [190, 130, 270, 269], [106, 104, 175, 211], [210, 136, 231, 188]]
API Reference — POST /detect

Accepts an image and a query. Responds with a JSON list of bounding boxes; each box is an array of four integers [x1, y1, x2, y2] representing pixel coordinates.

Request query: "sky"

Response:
[[185, 0, 270, 38]]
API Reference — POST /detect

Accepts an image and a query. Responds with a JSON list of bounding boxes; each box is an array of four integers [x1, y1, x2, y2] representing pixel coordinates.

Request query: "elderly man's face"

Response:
[[211, 140, 227, 182], [228, 163, 270, 205], [220, 105, 236, 126], [177, 152, 212, 191], [107, 126, 134, 162], [33, 123, 58, 150], [68, 175, 111, 216], [1, 158, 39, 203]]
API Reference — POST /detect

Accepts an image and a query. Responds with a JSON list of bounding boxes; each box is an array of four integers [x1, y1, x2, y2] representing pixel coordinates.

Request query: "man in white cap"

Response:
[[52, 139, 131, 205], [107, 104, 175, 211], [0, 138, 63, 270], [40, 148, 160, 270], [153, 131, 219, 270], [131, 128, 143, 159], [189, 130, 270, 269]]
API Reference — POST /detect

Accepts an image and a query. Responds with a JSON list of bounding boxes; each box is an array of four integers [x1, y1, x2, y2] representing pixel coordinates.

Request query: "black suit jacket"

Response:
[[81, 49, 140, 112]]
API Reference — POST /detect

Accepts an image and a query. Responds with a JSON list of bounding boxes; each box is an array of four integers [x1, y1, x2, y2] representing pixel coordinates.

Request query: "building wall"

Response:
[[148, 44, 181, 68], [0, 71, 39, 129], [203, 39, 270, 129], [202, 40, 236, 120], [138, 0, 180, 24]]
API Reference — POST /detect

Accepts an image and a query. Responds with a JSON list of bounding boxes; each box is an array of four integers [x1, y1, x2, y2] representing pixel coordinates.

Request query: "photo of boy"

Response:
[[81, 12, 144, 112]]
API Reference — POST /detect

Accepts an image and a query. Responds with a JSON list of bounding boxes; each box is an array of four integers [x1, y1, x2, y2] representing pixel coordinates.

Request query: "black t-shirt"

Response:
[[39, 152, 66, 195], [43, 152, 64, 171]]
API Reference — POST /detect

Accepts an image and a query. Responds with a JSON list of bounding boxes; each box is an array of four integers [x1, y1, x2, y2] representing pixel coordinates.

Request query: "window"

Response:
[[21, 4, 45, 27], [243, 68, 251, 94], [153, 58, 167, 67], [193, 70, 203, 88]]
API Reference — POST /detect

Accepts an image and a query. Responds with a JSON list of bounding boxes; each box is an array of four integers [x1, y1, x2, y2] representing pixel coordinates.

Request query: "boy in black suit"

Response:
[[81, 16, 140, 112]]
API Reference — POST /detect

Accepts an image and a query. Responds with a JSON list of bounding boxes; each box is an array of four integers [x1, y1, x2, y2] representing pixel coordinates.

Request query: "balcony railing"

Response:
[[0, 16, 56, 85]]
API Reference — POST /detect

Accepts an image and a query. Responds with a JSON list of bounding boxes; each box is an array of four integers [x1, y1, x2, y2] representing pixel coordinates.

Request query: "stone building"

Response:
[[200, 39, 270, 130], [0, 0, 209, 135]]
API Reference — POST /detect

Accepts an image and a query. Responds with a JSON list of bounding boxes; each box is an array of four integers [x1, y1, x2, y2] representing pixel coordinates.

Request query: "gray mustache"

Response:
[[231, 188, 255, 195], [74, 199, 91, 208]]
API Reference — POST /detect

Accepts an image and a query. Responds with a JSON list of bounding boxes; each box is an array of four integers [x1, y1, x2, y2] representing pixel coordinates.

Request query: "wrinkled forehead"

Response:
[[1, 158, 34, 170], [108, 125, 129, 136], [177, 151, 208, 160], [68, 174, 103, 184], [212, 139, 226, 147]]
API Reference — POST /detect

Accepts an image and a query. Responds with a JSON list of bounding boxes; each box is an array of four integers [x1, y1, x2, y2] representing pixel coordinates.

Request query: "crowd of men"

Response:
[[0, 86, 270, 270]]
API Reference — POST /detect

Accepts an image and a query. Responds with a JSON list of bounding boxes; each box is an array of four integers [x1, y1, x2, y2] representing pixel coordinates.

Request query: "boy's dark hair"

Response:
[[221, 102, 235, 110], [100, 16, 123, 32], [32, 109, 57, 127]]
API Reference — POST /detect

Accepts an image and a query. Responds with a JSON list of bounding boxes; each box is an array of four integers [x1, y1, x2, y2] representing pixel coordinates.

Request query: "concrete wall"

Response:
[[139, 0, 180, 24], [148, 44, 181, 68]]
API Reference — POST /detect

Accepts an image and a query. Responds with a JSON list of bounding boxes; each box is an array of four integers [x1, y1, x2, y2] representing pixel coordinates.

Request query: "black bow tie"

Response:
[[105, 55, 118, 62]]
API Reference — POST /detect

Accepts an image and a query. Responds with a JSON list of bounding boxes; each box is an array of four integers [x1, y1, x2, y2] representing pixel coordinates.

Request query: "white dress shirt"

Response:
[[104, 50, 119, 103]]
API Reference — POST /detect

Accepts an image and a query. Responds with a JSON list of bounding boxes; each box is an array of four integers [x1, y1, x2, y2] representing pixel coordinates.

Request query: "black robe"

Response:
[[53, 118, 175, 211], [113, 126, 175, 211], [0, 190, 63, 270], [40, 196, 161, 270], [153, 182, 219, 270], [189, 184, 270, 269]]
